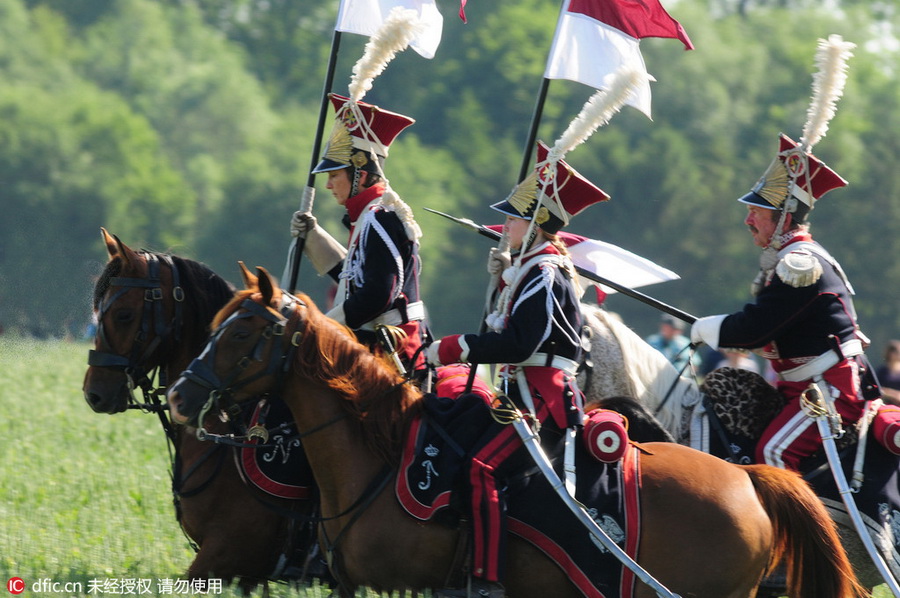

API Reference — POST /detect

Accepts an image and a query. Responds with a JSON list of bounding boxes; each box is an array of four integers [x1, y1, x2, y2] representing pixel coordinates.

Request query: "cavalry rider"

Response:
[[691, 134, 880, 472], [427, 142, 609, 597], [291, 94, 428, 376]]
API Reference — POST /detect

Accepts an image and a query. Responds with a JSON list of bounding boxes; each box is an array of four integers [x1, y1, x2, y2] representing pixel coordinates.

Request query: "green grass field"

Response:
[[0, 337, 358, 598], [0, 338, 892, 597]]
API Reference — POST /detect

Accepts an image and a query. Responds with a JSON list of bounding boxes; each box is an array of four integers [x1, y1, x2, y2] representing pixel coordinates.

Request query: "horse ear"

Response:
[[101, 227, 136, 267], [256, 267, 281, 306], [237, 261, 257, 289]]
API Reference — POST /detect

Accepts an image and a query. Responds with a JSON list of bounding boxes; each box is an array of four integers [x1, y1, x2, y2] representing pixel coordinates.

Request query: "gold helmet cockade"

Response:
[[491, 141, 610, 235], [312, 94, 415, 177]]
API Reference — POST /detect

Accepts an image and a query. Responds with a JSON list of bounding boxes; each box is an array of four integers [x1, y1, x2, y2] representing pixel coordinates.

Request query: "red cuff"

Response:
[[438, 334, 464, 364]]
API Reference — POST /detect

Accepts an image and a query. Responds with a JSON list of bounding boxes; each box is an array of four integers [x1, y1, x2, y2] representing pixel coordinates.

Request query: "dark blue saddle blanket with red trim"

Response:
[[238, 398, 314, 500], [397, 393, 643, 598]]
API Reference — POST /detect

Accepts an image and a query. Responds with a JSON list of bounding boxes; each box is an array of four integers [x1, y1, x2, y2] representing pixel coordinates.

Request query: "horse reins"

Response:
[[179, 293, 305, 439], [183, 292, 411, 445]]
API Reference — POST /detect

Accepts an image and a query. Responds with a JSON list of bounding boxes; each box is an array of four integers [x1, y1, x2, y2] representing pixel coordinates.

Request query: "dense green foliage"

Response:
[[1, 0, 898, 359]]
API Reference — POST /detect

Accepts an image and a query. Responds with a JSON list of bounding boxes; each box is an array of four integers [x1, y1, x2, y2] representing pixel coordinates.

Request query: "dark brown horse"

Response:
[[82, 230, 319, 590], [168, 265, 865, 598]]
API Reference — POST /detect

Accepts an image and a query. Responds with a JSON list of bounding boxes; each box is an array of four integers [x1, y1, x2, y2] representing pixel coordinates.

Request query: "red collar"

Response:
[[518, 241, 561, 260], [780, 229, 812, 248], [345, 183, 386, 223]]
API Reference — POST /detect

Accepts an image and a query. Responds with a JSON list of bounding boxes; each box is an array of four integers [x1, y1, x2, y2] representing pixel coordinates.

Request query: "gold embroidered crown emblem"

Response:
[[538, 162, 556, 186], [341, 108, 360, 132], [784, 149, 807, 177]]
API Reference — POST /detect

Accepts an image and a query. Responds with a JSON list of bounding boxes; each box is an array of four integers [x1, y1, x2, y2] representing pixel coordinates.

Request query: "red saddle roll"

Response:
[[434, 364, 493, 402], [583, 409, 629, 463], [872, 404, 900, 455]]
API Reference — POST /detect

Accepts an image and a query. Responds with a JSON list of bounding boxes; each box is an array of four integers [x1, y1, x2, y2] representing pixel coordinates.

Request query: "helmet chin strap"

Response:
[[351, 167, 363, 197], [768, 207, 790, 251], [754, 199, 794, 295]]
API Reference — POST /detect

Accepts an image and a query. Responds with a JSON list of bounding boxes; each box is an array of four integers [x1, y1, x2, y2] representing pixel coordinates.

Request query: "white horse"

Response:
[[577, 303, 701, 444], [577, 302, 898, 593]]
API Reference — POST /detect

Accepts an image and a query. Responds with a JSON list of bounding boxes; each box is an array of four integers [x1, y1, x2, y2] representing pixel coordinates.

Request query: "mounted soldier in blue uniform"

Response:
[[691, 133, 881, 471], [427, 141, 609, 597], [291, 94, 428, 377]]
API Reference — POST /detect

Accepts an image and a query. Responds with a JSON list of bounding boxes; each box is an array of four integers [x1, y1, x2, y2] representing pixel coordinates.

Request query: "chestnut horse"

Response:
[[168, 266, 864, 598], [82, 230, 319, 590], [578, 303, 900, 593]]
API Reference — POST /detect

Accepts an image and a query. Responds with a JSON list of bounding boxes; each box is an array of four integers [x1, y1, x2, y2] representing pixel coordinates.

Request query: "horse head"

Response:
[[83, 228, 187, 414], [167, 264, 306, 428]]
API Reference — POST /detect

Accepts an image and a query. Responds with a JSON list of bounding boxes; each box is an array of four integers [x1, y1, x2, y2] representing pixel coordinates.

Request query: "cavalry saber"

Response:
[[425, 208, 696, 324], [506, 408, 681, 598], [807, 382, 900, 596]]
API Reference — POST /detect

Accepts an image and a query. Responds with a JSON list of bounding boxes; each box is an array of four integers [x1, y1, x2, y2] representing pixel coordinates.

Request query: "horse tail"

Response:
[[745, 464, 866, 598]]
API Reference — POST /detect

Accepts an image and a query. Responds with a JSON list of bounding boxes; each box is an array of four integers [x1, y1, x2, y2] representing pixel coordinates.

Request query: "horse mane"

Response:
[[212, 289, 422, 466], [582, 305, 701, 439], [291, 293, 422, 466], [169, 254, 236, 334], [93, 257, 123, 310]]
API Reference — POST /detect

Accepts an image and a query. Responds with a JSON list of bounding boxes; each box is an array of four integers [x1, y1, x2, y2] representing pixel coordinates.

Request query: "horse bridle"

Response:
[[178, 292, 305, 438], [88, 253, 185, 412]]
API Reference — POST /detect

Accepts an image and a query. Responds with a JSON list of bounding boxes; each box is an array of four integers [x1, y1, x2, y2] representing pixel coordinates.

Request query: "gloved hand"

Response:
[[690, 315, 727, 350], [486, 247, 511, 277], [426, 340, 443, 366], [426, 335, 469, 366], [290, 211, 317, 238]]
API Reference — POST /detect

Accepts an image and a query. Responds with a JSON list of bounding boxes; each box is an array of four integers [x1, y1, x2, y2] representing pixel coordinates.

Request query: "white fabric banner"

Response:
[[544, 0, 653, 117], [336, 0, 444, 59], [566, 237, 680, 295]]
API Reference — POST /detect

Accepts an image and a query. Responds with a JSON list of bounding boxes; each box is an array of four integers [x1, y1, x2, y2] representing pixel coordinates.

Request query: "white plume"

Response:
[[549, 68, 650, 161], [800, 34, 855, 151], [349, 8, 423, 102]]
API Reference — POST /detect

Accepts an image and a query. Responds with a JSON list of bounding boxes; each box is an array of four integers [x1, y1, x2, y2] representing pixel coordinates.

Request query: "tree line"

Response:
[[1, 0, 898, 360]]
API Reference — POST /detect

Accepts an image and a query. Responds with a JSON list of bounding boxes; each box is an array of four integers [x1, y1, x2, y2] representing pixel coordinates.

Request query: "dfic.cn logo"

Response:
[[7, 578, 25, 595]]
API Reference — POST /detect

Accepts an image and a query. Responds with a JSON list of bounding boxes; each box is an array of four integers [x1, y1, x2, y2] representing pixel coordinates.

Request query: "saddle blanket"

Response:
[[237, 366, 486, 501], [396, 393, 643, 597], [238, 398, 314, 500]]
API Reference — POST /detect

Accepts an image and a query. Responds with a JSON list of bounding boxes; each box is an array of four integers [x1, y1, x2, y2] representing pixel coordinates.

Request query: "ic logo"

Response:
[[7, 578, 25, 595]]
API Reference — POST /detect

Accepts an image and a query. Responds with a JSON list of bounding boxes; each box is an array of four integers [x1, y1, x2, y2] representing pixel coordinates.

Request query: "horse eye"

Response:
[[113, 309, 135, 324], [231, 328, 251, 341]]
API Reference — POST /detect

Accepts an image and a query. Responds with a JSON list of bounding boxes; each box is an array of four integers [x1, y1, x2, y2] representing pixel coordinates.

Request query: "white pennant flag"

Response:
[[336, 0, 444, 59]]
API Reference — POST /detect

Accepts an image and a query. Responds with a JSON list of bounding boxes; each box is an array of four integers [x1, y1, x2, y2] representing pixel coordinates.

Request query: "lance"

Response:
[[287, 29, 343, 294], [518, 77, 551, 182], [425, 207, 696, 324]]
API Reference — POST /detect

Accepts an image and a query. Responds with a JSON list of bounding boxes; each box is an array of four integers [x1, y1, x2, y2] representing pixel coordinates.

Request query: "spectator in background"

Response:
[[712, 348, 761, 374], [876, 340, 900, 406], [645, 313, 699, 377]]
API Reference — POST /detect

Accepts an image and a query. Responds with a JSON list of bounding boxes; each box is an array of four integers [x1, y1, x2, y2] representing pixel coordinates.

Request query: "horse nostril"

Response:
[[84, 391, 108, 413], [167, 391, 185, 417]]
